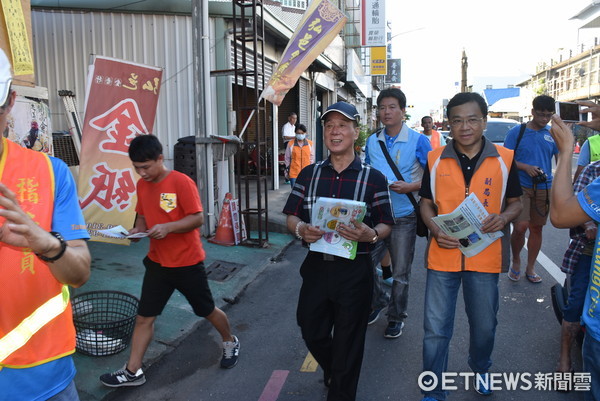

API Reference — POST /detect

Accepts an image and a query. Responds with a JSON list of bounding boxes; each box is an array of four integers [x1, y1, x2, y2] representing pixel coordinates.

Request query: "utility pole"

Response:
[[192, 0, 216, 236], [461, 49, 468, 92]]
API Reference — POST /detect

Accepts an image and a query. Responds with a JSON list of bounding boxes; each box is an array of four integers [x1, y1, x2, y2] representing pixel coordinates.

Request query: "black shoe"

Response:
[[323, 370, 332, 388], [368, 308, 384, 325], [220, 335, 240, 368], [384, 321, 404, 338], [381, 265, 392, 280], [100, 365, 146, 387]]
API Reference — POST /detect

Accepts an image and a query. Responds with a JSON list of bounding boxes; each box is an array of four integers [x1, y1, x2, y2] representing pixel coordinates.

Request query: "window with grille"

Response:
[[52, 133, 80, 166], [281, 0, 307, 9]]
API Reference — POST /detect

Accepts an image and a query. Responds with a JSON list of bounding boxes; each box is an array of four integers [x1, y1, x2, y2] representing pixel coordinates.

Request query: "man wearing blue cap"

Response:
[[0, 49, 91, 400], [364, 87, 432, 338], [283, 101, 394, 401]]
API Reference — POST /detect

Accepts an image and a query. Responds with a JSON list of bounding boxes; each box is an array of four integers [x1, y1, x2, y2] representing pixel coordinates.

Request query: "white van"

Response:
[[484, 118, 520, 145]]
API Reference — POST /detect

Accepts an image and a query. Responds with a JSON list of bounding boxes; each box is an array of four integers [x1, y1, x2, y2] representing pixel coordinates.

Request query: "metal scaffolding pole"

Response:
[[232, 0, 269, 248]]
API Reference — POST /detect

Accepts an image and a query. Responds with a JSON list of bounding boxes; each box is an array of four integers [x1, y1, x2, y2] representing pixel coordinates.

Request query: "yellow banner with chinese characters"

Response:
[[370, 47, 387, 76], [77, 56, 163, 244], [0, 0, 34, 77]]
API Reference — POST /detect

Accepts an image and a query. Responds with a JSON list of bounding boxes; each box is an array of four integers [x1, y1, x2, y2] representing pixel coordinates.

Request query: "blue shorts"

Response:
[[563, 253, 592, 323]]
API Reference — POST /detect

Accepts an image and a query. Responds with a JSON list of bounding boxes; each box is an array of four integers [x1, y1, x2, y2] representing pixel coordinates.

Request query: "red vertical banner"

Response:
[[77, 56, 162, 243]]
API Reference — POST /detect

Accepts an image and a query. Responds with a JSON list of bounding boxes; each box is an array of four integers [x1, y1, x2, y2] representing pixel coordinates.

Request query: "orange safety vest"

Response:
[[426, 142, 513, 273], [287, 139, 313, 179], [0, 138, 75, 368], [430, 130, 442, 149]]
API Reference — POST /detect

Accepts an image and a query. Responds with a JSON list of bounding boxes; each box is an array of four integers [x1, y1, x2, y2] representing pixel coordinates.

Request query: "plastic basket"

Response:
[[72, 290, 139, 357]]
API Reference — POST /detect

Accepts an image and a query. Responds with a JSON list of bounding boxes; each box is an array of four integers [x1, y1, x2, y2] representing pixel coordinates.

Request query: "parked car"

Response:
[[483, 118, 520, 145]]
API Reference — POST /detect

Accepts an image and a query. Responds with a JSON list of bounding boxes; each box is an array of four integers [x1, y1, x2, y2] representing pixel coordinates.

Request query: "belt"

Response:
[[310, 252, 361, 262], [309, 251, 343, 261]]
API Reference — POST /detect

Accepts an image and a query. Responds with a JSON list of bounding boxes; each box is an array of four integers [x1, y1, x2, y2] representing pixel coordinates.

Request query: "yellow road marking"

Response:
[[300, 352, 318, 372]]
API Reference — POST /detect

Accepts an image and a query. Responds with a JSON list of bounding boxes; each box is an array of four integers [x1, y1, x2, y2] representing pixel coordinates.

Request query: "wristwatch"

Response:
[[36, 231, 68, 262], [370, 228, 379, 244]]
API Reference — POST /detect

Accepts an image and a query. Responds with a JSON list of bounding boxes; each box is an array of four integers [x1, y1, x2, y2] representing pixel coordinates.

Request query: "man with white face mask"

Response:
[[284, 123, 315, 188]]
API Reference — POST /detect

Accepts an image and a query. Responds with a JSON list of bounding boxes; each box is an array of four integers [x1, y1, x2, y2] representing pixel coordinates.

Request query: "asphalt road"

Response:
[[102, 154, 588, 401], [104, 224, 587, 401]]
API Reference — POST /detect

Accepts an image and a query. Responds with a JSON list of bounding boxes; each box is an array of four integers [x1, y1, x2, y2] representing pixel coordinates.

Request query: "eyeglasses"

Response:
[[0, 90, 12, 113], [534, 110, 554, 119], [449, 117, 484, 128]]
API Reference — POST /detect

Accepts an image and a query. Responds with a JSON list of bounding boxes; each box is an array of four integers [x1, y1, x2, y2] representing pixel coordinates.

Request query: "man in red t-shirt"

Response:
[[100, 135, 239, 388]]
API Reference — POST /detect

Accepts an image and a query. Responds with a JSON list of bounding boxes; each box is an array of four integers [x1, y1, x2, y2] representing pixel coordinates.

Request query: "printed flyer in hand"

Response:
[[310, 197, 367, 260], [431, 193, 503, 257]]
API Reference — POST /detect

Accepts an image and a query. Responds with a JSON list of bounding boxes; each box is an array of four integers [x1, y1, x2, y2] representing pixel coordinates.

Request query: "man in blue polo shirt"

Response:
[[364, 87, 432, 338], [549, 102, 600, 401], [504, 95, 558, 284]]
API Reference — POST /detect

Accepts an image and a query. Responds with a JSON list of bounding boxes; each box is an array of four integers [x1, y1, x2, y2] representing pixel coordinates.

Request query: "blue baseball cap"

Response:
[[321, 101, 360, 122]]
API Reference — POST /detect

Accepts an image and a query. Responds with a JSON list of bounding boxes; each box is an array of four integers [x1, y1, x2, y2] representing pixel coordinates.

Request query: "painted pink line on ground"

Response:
[[258, 370, 290, 401]]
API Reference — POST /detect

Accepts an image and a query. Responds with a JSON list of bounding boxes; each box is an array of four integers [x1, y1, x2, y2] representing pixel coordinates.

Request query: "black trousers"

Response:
[[296, 252, 373, 401]]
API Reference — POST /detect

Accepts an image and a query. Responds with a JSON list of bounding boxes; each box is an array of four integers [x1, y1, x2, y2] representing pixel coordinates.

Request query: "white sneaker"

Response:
[[221, 335, 240, 369], [100, 364, 146, 387]]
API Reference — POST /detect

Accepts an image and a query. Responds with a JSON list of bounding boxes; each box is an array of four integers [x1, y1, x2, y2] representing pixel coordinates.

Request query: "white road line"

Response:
[[524, 239, 566, 284]]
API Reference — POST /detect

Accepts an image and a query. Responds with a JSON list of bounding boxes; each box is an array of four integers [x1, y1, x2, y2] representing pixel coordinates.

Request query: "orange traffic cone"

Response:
[[208, 193, 236, 246], [574, 142, 581, 154]]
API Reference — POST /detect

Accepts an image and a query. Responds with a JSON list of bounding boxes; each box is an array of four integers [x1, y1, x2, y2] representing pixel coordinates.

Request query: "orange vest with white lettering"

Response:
[[0, 138, 75, 367], [288, 139, 313, 179], [426, 142, 513, 273]]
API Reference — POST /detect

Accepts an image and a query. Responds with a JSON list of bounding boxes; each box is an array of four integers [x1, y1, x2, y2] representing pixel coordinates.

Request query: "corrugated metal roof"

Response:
[[32, 9, 195, 163], [31, 0, 192, 13]]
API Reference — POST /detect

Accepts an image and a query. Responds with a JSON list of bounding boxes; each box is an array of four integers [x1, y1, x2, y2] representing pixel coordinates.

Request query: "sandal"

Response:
[[526, 273, 542, 284], [507, 268, 520, 282]]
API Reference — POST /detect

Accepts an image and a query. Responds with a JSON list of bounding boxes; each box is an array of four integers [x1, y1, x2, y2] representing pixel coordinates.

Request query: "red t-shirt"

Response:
[[136, 170, 205, 267]]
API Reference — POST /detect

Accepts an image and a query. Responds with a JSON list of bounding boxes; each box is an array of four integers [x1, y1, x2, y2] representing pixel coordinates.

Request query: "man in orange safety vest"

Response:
[[0, 48, 91, 400]]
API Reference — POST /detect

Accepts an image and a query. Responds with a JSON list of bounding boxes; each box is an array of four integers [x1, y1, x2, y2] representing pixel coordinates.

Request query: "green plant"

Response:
[[535, 78, 547, 95], [355, 124, 370, 152]]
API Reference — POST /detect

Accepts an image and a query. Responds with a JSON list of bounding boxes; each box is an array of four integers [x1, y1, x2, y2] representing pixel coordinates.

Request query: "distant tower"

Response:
[[461, 49, 468, 92]]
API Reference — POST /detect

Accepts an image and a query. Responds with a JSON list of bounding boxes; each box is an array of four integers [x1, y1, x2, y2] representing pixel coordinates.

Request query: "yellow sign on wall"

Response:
[[370, 46, 387, 76], [1, 0, 33, 76], [0, 0, 34, 84]]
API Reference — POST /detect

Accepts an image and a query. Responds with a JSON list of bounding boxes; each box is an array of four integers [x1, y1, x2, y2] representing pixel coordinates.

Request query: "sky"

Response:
[[385, 0, 594, 125]]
